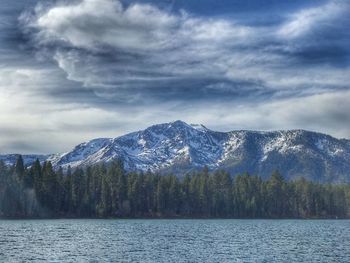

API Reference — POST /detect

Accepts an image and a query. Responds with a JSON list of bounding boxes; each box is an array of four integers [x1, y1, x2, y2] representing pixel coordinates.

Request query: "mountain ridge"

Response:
[[1, 120, 350, 183]]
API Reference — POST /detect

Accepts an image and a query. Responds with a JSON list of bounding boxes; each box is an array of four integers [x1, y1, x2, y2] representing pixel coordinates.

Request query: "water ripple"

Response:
[[0, 219, 349, 262]]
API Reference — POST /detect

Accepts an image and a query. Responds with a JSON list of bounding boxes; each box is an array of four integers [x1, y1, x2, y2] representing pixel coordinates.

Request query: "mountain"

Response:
[[0, 154, 49, 166], [1, 120, 350, 182]]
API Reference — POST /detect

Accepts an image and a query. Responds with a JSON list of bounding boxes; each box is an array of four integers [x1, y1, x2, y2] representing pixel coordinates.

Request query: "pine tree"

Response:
[[1, 161, 350, 219]]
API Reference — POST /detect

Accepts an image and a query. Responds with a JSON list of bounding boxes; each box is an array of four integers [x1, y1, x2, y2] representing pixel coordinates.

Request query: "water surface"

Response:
[[0, 219, 349, 262]]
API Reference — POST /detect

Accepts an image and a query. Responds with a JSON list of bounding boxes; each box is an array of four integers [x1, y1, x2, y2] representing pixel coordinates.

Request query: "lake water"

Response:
[[0, 219, 349, 262]]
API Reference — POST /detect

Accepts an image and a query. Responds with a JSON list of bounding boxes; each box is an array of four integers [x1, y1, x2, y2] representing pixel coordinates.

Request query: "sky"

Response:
[[0, 0, 349, 154]]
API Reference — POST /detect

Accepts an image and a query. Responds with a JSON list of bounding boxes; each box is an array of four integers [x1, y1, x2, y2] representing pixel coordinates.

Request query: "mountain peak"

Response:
[[161, 120, 209, 132], [171, 120, 188, 125], [169, 120, 193, 129]]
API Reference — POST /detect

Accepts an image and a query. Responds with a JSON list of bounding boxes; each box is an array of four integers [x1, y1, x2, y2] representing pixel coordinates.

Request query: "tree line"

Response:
[[0, 156, 349, 218]]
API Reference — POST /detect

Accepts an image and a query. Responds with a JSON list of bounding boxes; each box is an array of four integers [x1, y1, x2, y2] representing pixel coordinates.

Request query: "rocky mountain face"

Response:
[[1, 120, 350, 182]]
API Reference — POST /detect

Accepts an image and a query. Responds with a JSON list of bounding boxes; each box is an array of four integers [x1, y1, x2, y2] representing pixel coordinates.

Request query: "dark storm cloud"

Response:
[[17, 0, 350, 104]]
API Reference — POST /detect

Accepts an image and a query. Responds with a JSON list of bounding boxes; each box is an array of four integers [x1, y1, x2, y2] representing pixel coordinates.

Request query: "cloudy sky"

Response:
[[0, 0, 349, 154]]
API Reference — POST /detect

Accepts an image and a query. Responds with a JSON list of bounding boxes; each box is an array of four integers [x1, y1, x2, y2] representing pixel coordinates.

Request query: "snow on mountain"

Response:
[[1, 120, 350, 182]]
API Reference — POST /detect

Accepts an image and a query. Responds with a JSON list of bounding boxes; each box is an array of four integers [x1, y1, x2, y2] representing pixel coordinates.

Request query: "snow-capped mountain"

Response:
[[48, 121, 229, 172], [2, 120, 350, 182]]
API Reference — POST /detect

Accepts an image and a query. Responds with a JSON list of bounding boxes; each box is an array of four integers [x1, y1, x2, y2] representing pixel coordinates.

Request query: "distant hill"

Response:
[[1, 120, 350, 183]]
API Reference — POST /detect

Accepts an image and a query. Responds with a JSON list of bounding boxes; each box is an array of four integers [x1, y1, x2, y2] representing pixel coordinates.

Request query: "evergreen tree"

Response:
[[0, 156, 349, 219]]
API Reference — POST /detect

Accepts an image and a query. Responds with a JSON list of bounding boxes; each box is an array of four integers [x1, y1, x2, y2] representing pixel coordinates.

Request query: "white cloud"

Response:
[[34, 0, 178, 51], [179, 90, 350, 139], [33, 0, 255, 52], [23, 0, 266, 90], [278, 1, 347, 39], [0, 67, 127, 153]]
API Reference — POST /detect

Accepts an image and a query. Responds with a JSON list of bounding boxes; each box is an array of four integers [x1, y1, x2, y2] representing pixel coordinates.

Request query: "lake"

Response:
[[0, 219, 349, 262]]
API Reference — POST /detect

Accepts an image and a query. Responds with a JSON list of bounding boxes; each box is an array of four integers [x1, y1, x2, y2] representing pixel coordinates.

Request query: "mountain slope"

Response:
[[2, 121, 350, 182]]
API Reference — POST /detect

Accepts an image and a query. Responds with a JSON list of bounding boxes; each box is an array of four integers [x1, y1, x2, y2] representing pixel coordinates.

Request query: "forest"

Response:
[[0, 156, 349, 219]]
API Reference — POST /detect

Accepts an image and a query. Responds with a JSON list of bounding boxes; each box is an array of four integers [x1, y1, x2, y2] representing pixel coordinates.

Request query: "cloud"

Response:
[[175, 90, 350, 140], [0, 0, 349, 154], [278, 1, 349, 39], [19, 0, 349, 104]]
